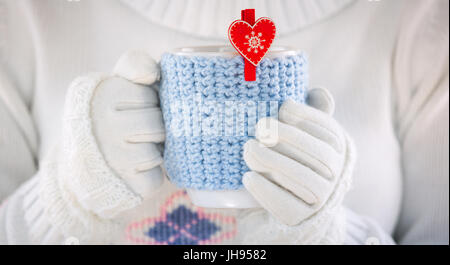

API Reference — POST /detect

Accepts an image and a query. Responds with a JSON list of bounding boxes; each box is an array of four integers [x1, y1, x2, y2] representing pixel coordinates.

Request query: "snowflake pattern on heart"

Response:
[[228, 17, 276, 66]]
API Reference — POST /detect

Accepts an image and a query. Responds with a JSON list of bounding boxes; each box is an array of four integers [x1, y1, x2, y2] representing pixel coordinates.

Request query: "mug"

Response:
[[160, 46, 308, 208]]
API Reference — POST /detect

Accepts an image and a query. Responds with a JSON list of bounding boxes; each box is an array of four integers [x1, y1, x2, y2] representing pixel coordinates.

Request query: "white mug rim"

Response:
[[170, 45, 302, 58]]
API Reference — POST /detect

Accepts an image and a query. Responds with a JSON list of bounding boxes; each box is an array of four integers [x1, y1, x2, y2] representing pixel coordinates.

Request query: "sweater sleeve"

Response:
[[0, 54, 42, 245], [344, 208, 395, 245], [392, 0, 449, 244], [0, 175, 66, 244], [0, 0, 38, 202], [0, 0, 56, 244]]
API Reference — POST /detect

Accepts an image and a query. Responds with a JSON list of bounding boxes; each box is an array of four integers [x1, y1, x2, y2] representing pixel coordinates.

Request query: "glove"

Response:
[[239, 87, 356, 244], [23, 50, 165, 243]]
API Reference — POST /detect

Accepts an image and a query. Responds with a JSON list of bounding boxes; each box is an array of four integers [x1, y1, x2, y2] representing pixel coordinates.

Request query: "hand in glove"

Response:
[[240, 87, 355, 244], [24, 51, 165, 243]]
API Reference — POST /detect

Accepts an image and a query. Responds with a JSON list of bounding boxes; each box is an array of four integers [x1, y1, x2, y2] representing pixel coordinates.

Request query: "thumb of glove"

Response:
[[307, 87, 335, 115], [113, 50, 160, 85]]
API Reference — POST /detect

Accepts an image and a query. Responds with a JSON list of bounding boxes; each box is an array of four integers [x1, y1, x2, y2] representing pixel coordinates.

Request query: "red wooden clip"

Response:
[[229, 9, 276, 82], [241, 9, 256, 81]]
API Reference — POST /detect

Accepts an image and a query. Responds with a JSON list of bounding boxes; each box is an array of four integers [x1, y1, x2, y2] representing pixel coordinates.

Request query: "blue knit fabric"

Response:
[[160, 53, 308, 190]]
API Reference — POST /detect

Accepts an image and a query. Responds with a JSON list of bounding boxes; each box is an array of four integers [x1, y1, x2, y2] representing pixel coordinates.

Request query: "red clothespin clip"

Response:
[[228, 9, 276, 81], [241, 9, 256, 81]]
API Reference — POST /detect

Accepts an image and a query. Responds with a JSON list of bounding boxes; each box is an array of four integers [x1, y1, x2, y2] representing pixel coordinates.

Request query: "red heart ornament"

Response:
[[228, 17, 276, 66]]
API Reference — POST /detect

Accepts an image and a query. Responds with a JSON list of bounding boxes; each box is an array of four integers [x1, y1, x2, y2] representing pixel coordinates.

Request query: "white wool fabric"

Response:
[[240, 88, 355, 244], [17, 51, 166, 243], [0, 0, 448, 244]]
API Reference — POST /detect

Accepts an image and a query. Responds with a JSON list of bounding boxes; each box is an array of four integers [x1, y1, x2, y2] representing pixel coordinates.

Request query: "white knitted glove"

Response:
[[23, 50, 165, 243], [239, 87, 355, 244]]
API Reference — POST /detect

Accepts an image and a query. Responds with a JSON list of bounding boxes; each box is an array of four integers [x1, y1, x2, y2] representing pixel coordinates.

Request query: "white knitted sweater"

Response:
[[0, 0, 448, 244]]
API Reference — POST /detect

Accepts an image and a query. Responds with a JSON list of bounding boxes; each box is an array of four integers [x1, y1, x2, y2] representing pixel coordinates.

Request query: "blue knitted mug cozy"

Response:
[[160, 52, 308, 190]]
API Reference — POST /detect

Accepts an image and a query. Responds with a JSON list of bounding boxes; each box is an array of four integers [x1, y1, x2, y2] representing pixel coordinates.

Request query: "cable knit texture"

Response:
[[160, 54, 307, 190]]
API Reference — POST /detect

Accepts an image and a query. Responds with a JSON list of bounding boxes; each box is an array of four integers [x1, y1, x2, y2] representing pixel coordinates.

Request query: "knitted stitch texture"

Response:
[[160, 53, 308, 190]]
